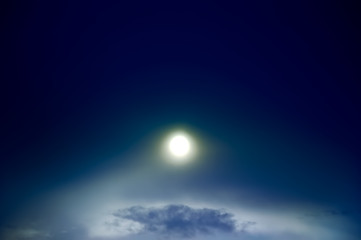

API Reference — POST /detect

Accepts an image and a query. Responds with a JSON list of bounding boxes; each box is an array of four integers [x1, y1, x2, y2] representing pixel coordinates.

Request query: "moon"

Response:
[[162, 130, 197, 164], [169, 134, 190, 157]]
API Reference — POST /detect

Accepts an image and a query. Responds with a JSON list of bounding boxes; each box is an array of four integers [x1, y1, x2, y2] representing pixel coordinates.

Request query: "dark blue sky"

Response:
[[1, 1, 361, 239]]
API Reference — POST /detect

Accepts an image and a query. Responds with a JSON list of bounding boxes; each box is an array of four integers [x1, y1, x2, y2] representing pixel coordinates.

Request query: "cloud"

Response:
[[111, 204, 237, 238]]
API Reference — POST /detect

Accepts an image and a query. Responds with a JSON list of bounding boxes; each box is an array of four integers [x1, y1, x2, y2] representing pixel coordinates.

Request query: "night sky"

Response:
[[1, 1, 361, 240]]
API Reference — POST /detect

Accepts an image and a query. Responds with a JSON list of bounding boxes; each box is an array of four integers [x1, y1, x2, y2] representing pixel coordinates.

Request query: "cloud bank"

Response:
[[111, 204, 237, 238]]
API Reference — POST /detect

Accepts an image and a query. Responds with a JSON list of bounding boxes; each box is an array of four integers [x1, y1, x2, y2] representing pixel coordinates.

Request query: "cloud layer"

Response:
[[111, 204, 237, 238]]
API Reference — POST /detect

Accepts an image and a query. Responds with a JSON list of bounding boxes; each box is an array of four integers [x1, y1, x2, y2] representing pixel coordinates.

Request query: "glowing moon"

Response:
[[162, 129, 197, 164], [169, 134, 190, 157], [168, 134, 191, 158]]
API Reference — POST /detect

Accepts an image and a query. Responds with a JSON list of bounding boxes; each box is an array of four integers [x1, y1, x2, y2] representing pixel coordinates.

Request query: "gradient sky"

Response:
[[1, 1, 361, 240]]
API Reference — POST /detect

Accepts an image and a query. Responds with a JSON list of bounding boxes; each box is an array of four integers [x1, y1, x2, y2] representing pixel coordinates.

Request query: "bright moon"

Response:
[[168, 134, 191, 157]]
